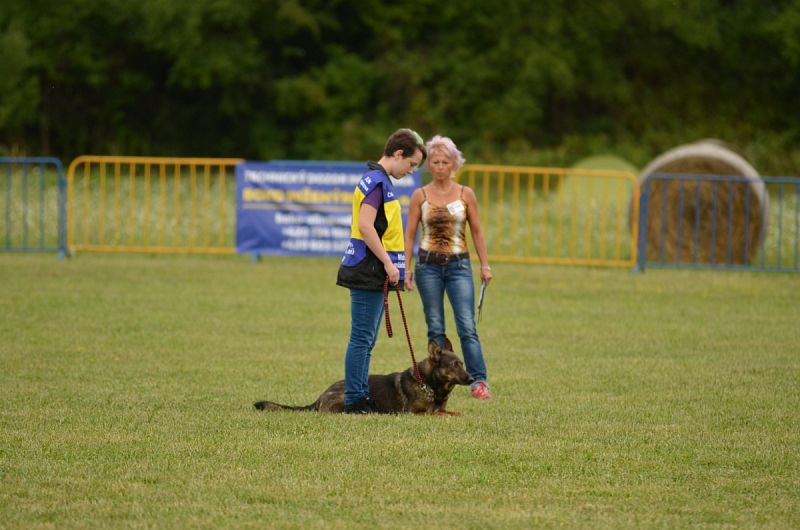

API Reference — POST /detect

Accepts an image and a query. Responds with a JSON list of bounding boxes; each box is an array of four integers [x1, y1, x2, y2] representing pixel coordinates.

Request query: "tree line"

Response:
[[1, 0, 799, 174]]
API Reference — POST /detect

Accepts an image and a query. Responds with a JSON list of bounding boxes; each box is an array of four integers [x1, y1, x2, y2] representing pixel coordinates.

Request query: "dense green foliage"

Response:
[[1, 253, 799, 528], [1, 1, 799, 173]]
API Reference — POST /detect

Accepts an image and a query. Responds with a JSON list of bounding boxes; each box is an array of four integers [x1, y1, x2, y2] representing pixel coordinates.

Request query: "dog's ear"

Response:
[[443, 336, 454, 352], [428, 339, 441, 361]]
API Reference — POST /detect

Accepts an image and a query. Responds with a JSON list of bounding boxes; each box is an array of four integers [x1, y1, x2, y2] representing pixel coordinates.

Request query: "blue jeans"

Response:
[[343, 288, 385, 406], [415, 258, 488, 384]]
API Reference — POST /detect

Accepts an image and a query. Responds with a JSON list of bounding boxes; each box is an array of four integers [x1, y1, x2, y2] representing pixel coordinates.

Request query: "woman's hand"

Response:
[[385, 262, 400, 285], [480, 266, 493, 285], [405, 271, 415, 291]]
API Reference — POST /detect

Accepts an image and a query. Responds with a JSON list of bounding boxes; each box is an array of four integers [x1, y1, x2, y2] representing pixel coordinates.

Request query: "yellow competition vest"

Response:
[[336, 163, 405, 290]]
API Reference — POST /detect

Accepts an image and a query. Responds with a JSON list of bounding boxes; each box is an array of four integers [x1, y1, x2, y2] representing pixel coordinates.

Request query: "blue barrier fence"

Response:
[[0, 157, 68, 258], [637, 173, 799, 272]]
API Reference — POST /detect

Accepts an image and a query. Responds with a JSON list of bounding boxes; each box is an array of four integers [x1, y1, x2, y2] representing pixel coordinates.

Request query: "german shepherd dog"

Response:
[[254, 338, 473, 415]]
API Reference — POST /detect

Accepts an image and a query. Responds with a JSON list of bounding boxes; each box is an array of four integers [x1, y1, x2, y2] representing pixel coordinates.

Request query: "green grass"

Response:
[[1, 253, 799, 529]]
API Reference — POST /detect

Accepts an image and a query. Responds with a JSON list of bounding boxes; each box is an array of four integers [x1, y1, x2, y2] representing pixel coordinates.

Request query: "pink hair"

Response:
[[425, 135, 466, 170]]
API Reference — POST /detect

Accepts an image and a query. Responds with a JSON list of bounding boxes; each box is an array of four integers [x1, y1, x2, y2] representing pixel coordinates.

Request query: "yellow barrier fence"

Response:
[[66, 156, 243, 255], [457, 164, 640, 268], [66, 158, 640, 267]]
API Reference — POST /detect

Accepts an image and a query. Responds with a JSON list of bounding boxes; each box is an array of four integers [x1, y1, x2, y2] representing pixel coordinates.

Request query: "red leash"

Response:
[[383, 277, 426, 389]]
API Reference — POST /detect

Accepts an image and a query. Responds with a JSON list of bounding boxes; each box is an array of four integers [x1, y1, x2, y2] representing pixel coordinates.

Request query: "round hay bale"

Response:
[[634, 140, 768, 265], [572, 154, 639, 174]]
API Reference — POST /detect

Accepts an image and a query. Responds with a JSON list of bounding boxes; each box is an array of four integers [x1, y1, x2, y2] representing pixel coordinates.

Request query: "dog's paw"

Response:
[[435, 410, 463, 417]]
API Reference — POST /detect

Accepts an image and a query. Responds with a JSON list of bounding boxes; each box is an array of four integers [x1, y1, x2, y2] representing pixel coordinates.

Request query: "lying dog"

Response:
[[254, 338, 473, 415]]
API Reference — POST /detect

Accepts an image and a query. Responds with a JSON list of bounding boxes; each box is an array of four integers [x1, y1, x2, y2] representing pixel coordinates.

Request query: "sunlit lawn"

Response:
[[1, 253, 798, 528]]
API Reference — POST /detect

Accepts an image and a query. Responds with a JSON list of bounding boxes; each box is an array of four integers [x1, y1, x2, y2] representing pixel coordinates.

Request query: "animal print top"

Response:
[[419, 186, 468, 254]]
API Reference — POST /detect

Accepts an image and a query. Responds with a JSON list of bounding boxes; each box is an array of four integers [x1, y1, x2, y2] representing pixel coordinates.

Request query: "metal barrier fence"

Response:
[[637, 174, 800, 272], [456, 164, 640, 268], [1, 157, 67, 257], [7, 155, 798, 274], [66, 156, 243, 255]]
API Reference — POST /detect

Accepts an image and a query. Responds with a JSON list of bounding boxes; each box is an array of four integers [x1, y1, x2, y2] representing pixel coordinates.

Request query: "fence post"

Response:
[[634, 181, 650, 273], [57, 159, 68, 259]]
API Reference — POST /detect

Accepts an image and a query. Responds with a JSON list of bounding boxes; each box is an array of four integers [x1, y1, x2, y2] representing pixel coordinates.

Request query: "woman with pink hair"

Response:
[[404, 135, 493, 400]]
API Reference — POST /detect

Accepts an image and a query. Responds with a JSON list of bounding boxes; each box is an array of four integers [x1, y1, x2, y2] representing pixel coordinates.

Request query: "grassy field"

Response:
[[1, 253, 799, 529]]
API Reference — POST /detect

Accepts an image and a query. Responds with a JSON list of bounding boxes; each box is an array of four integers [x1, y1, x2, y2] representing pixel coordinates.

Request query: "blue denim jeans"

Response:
[[414, 257, 488, 384], [343, 288, 385, 407]]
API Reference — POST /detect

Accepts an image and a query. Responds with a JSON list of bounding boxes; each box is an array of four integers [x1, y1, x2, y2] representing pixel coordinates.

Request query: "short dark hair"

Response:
[[384, 128, 427, 164]]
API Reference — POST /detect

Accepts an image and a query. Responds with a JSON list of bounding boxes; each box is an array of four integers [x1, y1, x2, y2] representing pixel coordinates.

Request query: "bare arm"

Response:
[[403, 189, 424, 290], [463, 186, 493, 284], [358, 202, 400, 285]]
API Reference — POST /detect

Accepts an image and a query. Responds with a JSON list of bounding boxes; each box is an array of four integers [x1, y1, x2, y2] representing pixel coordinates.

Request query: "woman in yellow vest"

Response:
[[336, 128, 427, 414]]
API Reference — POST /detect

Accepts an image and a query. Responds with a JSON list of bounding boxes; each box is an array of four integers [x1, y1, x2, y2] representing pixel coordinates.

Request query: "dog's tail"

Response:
[[253, 400, 318, 412]]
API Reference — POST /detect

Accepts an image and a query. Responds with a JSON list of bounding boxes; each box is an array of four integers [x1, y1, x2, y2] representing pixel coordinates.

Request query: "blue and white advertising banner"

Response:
[[236, 161, 421, 256]]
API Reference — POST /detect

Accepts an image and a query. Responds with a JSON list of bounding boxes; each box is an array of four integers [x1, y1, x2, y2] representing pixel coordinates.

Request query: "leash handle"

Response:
[[383, 277, 425, 388], [383, 277, 394, 338]]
